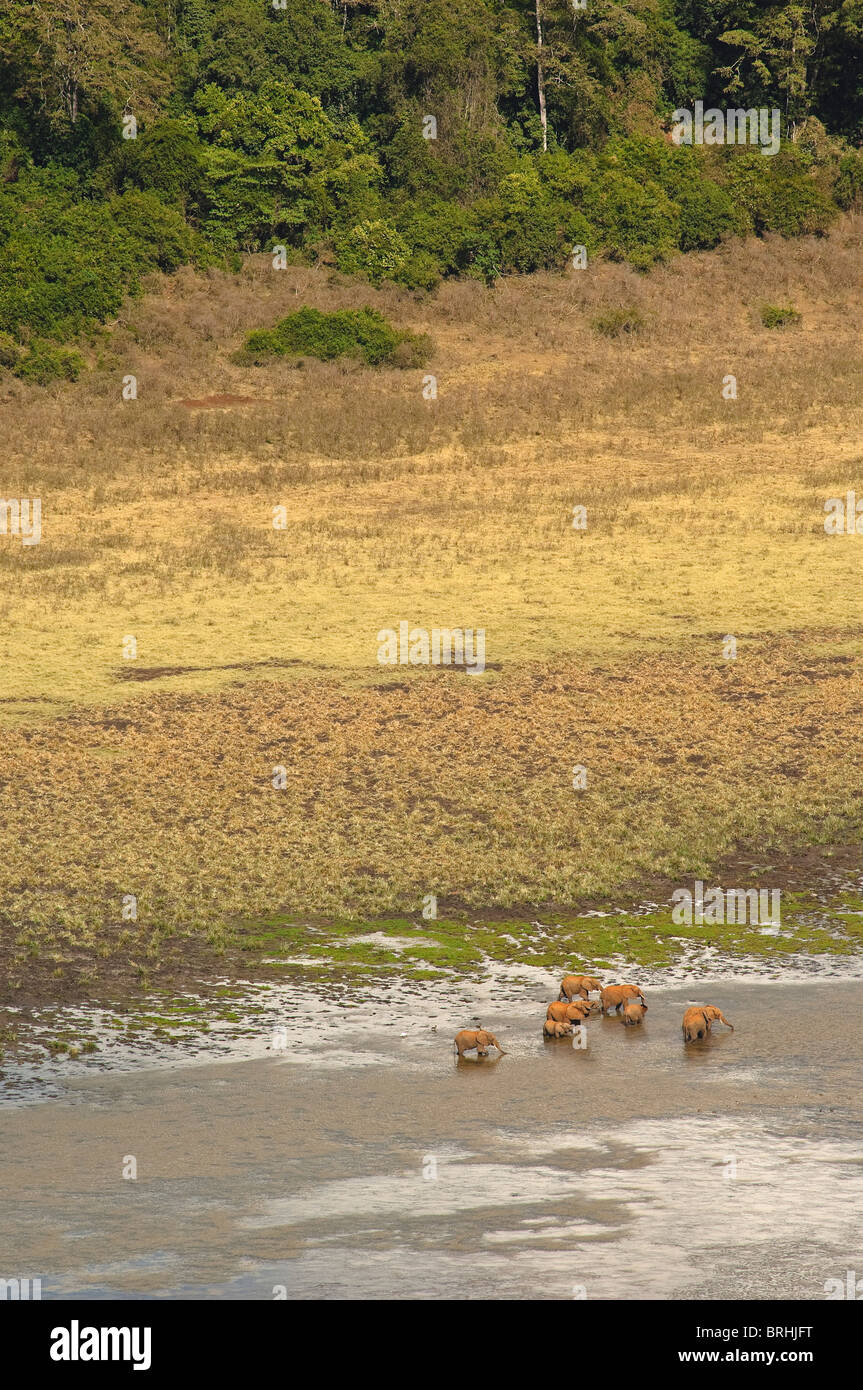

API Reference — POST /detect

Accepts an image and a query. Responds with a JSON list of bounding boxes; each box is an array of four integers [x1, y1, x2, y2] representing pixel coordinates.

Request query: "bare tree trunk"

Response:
[[535, 0, 547, 152]]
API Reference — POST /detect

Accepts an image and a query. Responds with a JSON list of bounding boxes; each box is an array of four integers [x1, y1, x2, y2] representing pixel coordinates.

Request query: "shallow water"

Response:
[[1, 976, 861, 1300], [3, 944, 862, 1103]]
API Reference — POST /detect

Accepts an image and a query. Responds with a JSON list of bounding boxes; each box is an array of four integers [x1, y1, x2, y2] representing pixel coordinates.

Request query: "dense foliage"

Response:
[[237, 305, 432, 366], [1, 0, 861, 373]]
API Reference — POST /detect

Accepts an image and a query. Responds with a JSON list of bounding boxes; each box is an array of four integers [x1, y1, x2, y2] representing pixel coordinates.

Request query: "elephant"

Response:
[[622, 1001, 647, 1026], [682, 1005, 734, 1042], [559, 974, 602, 1002], [600, 984, 645, 1016], [454, 1028, 506, 1058], [546, 1000, 592, 1024], [543, 1018, 572, 1038]]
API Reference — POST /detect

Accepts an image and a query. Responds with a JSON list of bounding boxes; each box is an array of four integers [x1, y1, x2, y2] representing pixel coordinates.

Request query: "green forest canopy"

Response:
[[1, 0, 862, 369]]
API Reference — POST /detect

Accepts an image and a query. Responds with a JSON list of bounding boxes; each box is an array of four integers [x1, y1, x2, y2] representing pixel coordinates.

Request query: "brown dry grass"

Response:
[[2, 638, 860, 952]]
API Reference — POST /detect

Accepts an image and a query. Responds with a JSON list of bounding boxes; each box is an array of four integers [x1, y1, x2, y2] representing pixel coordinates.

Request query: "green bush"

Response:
[[834, 151, 863, 211], [122, 119, 205, 206], [491, 168, 568, 272], [333, 219, 411, 282], [580, 170, 680, 270], [760, 304, 801, 329], [0, 331, 21, 369], [238, 306, 432, 367], [14, 341, 85, 385], [674, 177, 741, 251], [546, 141, 740, 257], [394, 198, 476, 276], [0, 173, 213, 342], [725, 149, 836, 237], [0, 223, 128, 339], [394, 169, 589, 284], [459, 220, 503, 285], [108, 190, 208, 274], [392, 251, 441, 291]]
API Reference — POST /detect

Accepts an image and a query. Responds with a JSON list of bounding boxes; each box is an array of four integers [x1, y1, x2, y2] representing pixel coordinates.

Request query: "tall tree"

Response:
[[0, 0, 168, 127], [535, 0, 548, 150]]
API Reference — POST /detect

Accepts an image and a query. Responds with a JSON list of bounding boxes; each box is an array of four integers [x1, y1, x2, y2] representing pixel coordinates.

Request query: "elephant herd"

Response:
[[453, 973, 734, 1057]]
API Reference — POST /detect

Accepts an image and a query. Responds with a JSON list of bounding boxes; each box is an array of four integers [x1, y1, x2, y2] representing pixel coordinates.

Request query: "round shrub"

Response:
[[334, 219, 411, 282], [238, 306, 432, 368]]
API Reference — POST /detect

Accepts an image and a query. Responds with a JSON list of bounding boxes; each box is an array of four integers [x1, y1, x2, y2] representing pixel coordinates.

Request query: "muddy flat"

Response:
[[1, 975, 861, 1300]]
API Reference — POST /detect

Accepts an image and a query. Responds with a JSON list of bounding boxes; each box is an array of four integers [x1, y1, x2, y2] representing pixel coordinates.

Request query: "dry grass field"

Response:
[[2, 218, 863, 989]]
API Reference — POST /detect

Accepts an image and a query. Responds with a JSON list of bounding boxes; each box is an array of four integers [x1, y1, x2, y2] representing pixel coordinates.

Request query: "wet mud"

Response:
[[1, 974, 861, 1300]]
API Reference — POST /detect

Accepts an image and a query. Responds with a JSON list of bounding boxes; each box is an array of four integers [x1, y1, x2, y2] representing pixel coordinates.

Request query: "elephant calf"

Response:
[[600, 984, 645, 1016], [622, 1001, 647, 1026], [546, 1000, 592, 1024], [682, 1005, 734, 1042], [454, 1028, 506, 1058], [559, 974, 602, 1002], [543, 1018, 572, 1038]]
